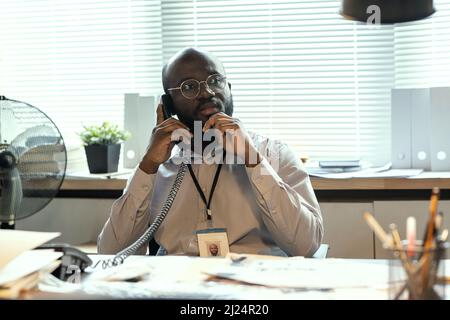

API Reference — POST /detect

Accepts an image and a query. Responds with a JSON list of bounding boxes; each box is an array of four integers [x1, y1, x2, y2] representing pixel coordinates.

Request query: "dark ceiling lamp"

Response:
[[341, 0, 435, 24]]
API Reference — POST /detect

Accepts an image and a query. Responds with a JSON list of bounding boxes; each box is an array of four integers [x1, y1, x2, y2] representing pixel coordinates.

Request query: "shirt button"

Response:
[[202, 187, 206, 192], [143, 185, 149, 191]]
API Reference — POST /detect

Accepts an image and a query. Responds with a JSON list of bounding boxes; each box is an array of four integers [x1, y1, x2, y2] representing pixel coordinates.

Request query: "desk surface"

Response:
[[60, 175, 450, 201], [24, 255, 450, 300], [62, 174, 450, 191]]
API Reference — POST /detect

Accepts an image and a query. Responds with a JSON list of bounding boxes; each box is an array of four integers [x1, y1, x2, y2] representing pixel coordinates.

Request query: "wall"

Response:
[[16, 198, 114, 246], [320, 202, 374, 259]]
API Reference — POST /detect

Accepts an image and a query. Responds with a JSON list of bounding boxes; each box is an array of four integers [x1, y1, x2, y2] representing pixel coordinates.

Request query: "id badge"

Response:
[[196, 228, 230, 257]]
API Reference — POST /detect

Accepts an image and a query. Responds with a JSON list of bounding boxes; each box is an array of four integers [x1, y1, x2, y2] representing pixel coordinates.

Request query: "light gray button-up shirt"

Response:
[[98, 132, 323, 257]]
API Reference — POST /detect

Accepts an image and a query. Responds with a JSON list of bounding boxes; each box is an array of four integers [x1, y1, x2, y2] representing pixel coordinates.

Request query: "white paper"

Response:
[[408, 171, 450, 179], [353, 169, 423, 178], [204, 258, 390, 289], [0, 249, 62, 286], [309, 163, 423, 179], [47, 255, 393, 299], [65, 169, 133, 180], [0, 230, 60, 269], [308, 163, 391, 179]]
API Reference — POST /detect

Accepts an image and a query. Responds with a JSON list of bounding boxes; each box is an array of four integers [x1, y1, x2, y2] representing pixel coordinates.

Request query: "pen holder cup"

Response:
[[388, 240, 449, 300]]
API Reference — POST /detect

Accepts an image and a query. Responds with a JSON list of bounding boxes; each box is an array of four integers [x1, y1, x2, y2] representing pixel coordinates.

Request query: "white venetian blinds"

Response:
[[394, 0, 450, 88], [2, 0, 449, 165], [0, 0, 163, 146], [161, 0, 394, 165]]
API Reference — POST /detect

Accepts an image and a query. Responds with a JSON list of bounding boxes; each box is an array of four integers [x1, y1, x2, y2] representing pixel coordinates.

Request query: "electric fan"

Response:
[[0, 96, 67, 229]]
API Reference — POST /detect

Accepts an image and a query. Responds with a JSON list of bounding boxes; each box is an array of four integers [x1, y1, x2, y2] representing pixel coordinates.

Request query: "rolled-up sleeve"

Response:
[[97, 167, 156, 254], [246, 143, 323, 257]]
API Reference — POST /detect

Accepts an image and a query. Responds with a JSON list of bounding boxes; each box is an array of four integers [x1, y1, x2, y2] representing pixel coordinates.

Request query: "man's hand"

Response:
[[139, 104, 191, 174], [202, 112, 261, 167]]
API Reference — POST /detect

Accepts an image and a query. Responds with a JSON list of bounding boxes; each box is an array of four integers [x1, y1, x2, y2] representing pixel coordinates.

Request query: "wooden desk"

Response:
[[22, 255, 450, 300], [23, 255, 389, 300], [59, 176, 450, 201], [312, 177, 450, 190]]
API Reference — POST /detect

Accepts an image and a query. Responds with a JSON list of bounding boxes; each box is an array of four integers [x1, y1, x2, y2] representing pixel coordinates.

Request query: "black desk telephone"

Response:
[[36, 243, 92, 281]]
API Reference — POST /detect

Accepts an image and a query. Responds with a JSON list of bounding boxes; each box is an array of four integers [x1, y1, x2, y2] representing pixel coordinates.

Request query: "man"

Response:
[[98, 47, 323, 257], [208, 243, 219, 257]]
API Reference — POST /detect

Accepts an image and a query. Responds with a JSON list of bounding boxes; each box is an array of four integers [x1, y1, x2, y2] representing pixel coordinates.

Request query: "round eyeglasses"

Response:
[[167, 74, 227, 99]]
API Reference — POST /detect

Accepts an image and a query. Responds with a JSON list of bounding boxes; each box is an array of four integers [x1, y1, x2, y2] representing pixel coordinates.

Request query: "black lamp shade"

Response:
[[341, 0, 435, 24]]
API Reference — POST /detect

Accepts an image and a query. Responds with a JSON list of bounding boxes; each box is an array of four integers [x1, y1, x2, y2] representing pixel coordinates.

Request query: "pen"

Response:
[[230, 256, 247, 264], [363, 212, 391, 248], [406, 216, 416, 257], [390, 224, 412, 274], [421, 187, 440, 285], [441, 229, 448, 242], [424, 187, 440, 249], [434, 211, 443, 242], [435, 211, 443, 229], [390, 224, 403, 251]]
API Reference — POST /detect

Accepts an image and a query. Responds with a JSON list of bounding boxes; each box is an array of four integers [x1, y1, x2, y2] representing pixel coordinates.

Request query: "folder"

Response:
[[430, 87, 450, 171], [391, 89, 412, 169]]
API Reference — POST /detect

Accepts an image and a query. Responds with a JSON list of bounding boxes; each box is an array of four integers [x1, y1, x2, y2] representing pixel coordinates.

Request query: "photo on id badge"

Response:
[[196, 228, 230, 257]]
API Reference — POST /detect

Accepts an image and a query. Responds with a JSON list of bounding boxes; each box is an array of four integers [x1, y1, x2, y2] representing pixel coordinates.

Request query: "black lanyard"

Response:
[[187, 163, 222, 220]]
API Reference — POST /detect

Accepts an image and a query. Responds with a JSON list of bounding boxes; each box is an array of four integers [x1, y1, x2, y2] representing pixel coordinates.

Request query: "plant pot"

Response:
[[84, 144, 121, 173]]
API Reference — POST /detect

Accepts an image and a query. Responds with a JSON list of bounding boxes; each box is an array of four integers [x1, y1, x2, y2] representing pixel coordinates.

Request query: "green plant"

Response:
[[79, 122, 130, 146]]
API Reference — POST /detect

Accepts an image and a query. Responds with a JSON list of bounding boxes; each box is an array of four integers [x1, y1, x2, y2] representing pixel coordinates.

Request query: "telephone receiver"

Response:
[[161, 94, 175, 121], [161, 93, 192, 145], [36, 243, 93, 281]]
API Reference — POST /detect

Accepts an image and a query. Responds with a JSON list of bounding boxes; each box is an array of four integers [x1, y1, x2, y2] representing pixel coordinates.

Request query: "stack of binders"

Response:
[[391, 87, 450, 171]]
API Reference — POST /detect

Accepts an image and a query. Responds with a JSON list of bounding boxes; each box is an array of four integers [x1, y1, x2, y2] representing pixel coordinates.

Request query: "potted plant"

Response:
[[79, 122, 130, 173]]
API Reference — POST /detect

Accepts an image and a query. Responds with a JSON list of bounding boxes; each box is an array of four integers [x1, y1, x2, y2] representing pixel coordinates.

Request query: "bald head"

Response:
[[160, 47, 234, 129], [162, 47, 226, 92]]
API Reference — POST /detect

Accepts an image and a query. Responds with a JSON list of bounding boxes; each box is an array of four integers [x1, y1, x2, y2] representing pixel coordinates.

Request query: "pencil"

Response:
[[390, 224, 412, 274], [363, 212, 390, 247], [421, 187, 440, 286]]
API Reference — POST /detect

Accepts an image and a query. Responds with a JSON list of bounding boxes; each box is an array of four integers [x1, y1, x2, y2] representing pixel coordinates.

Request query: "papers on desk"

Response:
[[65, 168, 133, 180], [408, 171, 450, 179], [0, 250, 62, 298], [203, 257, 389, 290], [307, 162, 423, 179], [0, 230, 61, 298], [0, 230, 60, 269], [66, 255, 391, 300]]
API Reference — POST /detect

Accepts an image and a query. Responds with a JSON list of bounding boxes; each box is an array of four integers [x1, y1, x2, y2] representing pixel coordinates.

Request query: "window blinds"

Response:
[[161, 0, 393, 165], [394, 0, 450, 88], [1, 0, 449, 165], [0, 0, 163, 146]]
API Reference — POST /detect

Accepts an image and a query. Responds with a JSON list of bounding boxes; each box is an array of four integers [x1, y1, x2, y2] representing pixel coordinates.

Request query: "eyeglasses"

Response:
[[167, 74, 227, 99]]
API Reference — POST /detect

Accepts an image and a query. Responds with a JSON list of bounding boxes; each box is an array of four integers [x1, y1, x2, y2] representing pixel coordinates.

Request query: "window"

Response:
[[162, 0, 394, 165], [1, 0, 449, 166], [0, 0, 163, 146], [394, 1, 450, 88]]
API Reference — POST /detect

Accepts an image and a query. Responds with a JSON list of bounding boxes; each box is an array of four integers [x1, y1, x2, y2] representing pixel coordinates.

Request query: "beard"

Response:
[[177, 94, 234, 132], [223, 93, 234, 117], [174, 94, 234, 154]]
